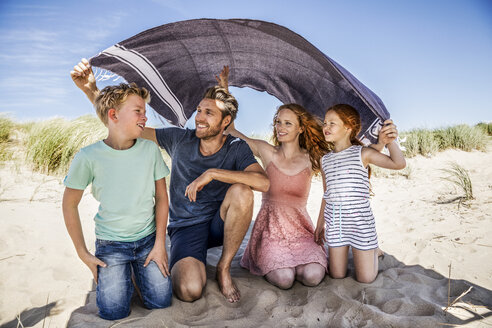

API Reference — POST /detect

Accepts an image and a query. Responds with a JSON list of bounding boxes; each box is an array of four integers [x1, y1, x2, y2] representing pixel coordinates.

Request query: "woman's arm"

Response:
[[224, 122, 274, 160]]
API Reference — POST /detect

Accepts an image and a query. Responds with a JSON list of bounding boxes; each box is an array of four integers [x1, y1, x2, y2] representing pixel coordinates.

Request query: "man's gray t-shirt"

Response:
[[156, 127, 257, 228]]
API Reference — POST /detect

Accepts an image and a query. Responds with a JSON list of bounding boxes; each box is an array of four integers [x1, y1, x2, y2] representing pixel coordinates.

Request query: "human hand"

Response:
[[314, 223, 326, 246], [70, 58, 97, 94], [215, 65, 229, 91], [377, 119, 398, 147], [184, 170, 213, 202], [79, 251, 107, 284], [144, 243, 170, 277]]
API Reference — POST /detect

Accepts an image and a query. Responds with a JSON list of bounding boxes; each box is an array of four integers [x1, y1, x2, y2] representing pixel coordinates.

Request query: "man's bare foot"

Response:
[[216, 264, 240, 303]]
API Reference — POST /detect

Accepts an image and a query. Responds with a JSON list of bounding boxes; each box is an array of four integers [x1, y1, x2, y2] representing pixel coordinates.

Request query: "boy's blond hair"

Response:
[[94, 83, 150, 125]]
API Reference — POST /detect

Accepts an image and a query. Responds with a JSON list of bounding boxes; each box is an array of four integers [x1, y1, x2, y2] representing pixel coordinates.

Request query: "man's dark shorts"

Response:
[[168, 209, 224, 269]]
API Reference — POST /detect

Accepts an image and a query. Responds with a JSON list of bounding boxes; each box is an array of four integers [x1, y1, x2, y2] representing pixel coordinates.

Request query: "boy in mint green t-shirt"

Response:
[[62, 83, 172, 320]]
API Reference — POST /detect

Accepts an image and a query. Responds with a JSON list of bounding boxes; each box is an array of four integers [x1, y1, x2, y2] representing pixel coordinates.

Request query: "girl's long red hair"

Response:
[[326, 104, 371, 178]]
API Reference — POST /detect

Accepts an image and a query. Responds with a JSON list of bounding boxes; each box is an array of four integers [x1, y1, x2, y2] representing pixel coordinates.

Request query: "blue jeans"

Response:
[[95, 232, 172, 320]]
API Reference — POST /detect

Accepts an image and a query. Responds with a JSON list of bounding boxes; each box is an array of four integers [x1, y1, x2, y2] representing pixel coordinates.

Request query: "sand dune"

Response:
[[1, 144, 491, 327]]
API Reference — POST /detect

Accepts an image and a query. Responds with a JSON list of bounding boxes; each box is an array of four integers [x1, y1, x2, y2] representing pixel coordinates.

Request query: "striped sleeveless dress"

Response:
[[321, 145, 378, 250]]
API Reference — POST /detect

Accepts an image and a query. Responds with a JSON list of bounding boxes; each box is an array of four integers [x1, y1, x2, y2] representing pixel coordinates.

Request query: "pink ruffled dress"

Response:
[[240, 162, 327, 275]]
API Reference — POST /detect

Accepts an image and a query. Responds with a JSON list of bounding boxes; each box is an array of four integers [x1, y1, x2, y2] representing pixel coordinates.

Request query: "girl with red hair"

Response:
[[314, 104, 406, 283]]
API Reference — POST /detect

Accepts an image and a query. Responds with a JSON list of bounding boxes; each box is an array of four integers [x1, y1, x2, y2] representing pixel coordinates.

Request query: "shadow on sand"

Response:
[[62, 231, 492, 328], [0, 302, 58, 328]]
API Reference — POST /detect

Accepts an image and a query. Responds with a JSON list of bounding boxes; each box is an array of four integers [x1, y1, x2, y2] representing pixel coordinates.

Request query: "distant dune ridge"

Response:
[[0, 118, 491, 327]]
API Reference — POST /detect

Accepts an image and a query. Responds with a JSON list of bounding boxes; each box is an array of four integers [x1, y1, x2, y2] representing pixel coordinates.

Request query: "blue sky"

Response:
[[0, 0, 490, 135]]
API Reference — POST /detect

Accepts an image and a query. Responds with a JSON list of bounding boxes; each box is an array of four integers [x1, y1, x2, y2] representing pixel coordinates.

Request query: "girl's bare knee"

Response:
[[356, 272, 377, 284], [329, 271, 346, 279]]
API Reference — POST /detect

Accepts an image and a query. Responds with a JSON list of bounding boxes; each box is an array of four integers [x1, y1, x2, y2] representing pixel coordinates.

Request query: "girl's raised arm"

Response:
[[362, 140, 406, 170]]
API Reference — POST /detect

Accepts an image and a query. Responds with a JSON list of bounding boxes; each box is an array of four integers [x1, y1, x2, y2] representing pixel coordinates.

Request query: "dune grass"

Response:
[[2, 114, 490, 178], [434, 125, 486, 152], [0, 115, 15, 162], [440, 162, 474, 201], [401, 124, 487, 158], [0, 115, 14, 142], [476, 122, 492, 136], [25, 115, 106, 175], [401, 129, 439, 157]]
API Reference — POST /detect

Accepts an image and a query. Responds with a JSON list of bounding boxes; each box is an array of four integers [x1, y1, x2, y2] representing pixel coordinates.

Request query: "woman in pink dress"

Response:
[[226, 103, 331, 289]]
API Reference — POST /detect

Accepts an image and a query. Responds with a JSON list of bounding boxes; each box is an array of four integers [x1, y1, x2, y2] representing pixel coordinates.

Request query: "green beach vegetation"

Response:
[[0, 115, 489, 177], [24, 115, 106, 174], [476, 122, 492, 136], [401, 124, 488, 157], [0, 115, 15, 162], [440, 162, 474, 201]]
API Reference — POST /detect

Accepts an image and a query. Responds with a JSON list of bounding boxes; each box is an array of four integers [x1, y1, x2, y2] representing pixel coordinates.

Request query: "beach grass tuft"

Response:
[[434, 125, 486, 152], [401, 129, 439, 157], [440, 162, 474, 201], [25, 115, 106, 174], [475, 122, 492, 136], [0, 115, 15, 162], [401, 125, 486, 157], [0, 115, 14, 142]]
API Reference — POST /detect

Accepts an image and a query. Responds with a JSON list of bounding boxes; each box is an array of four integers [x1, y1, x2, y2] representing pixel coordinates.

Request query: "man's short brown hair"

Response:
[[202, 86, 238, 121]]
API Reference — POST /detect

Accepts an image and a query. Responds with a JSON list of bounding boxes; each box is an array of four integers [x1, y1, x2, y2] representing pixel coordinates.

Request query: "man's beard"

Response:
[[195, 123, 223, 140]]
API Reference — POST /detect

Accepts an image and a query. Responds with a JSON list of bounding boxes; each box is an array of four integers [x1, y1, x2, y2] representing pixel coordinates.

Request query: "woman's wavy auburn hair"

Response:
[[272, 104, 331, 174]]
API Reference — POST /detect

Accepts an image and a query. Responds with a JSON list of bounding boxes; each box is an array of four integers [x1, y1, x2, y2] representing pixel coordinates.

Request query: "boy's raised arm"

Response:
[[70, 58, 158, 145], [70, 58, 99, 105]]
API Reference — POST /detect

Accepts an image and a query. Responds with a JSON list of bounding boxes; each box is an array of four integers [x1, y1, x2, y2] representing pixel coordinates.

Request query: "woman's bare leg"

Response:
[[265, 267, 295, 289], [295, 263, 325, 286]]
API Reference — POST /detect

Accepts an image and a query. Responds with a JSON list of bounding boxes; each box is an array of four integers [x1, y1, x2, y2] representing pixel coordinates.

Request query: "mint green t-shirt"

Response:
[[64, 138, 170, 242]]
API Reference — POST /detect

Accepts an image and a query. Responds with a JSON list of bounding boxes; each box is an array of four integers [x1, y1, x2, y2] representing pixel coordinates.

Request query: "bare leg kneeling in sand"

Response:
[[217, 183, 254, 302], [172, 183, 254, 303]]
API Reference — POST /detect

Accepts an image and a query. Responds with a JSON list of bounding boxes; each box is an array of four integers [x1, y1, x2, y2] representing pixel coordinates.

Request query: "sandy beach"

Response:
[[1, 142, 491, 327]]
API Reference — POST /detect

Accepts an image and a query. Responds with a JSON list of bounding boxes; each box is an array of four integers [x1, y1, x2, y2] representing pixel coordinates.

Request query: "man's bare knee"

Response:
[[174, 280, 203, 302], [228, 184, 253, 207], [171, 257, 206, 302]]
